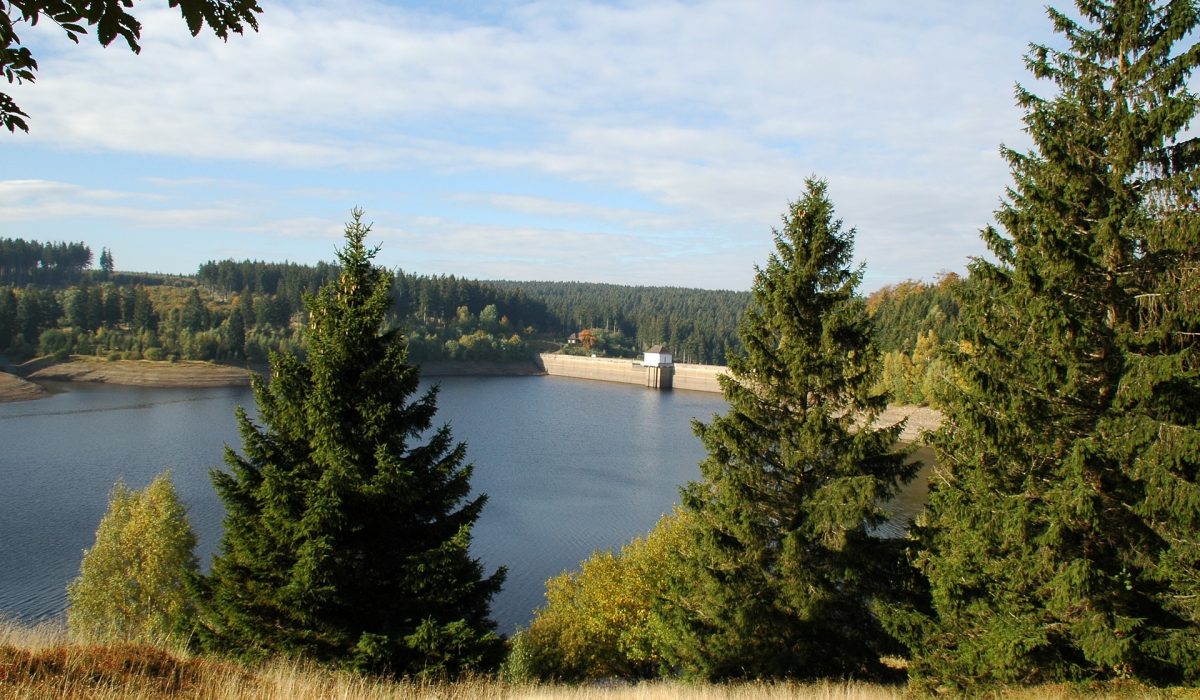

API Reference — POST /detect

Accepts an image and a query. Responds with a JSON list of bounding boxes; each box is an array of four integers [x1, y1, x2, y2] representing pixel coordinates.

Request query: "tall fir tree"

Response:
[[903, 0, 1200, 688], [654, 179, 914, 680], [200, 210, 505, 677], [98, 247, 114, 276]]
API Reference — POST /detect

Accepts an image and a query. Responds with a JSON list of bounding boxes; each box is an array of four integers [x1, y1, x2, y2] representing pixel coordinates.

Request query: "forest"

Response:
[[1, 237, 950, 406], [2, 0, 1198, 695]]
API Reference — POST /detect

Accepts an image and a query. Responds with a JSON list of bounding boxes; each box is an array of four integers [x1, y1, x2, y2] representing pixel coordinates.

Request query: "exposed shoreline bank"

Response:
[[0, 371, 48, 402], [0, 356, 545, 403], [24, 358, 253, 389], [0, 357, 945, 437]]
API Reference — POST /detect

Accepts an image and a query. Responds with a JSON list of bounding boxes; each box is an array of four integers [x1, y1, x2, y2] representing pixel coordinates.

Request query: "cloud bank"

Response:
[[5, 0, 1056, 289]]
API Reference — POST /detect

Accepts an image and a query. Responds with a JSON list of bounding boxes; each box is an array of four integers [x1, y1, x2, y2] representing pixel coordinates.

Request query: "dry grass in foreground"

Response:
[[3, 620, 1197, 700], [0, 621, 898, 700]]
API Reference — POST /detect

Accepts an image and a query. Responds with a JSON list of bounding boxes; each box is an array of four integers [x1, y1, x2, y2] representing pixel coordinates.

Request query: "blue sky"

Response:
[[3, 1, 1063, 291]]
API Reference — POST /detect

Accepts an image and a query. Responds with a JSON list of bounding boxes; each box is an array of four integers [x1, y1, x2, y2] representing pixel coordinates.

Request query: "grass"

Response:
[[2, 620, 1197, 699], [0, 620, 899, 700]]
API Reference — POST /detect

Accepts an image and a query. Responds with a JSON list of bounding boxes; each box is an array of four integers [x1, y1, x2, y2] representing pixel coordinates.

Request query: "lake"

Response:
[[0, 375, 728, 634]]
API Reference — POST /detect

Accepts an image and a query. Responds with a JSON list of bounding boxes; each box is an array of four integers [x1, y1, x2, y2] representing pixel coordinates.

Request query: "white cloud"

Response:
[[0, 179, 244, 229], [5, 0, 1066, 288]]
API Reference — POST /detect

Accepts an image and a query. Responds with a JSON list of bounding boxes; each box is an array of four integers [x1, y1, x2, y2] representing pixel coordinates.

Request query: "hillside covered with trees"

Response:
[[2, 244, 763, 369], [1, 235, 979, 409]]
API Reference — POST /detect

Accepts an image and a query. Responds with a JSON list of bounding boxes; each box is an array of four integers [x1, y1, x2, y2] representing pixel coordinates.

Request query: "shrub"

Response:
[[67, 471, 200, 646], [507, 509, 693, 681]]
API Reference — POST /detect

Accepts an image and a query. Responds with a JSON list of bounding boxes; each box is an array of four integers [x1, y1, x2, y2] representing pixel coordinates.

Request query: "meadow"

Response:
[[4, 620, 1196, 700]]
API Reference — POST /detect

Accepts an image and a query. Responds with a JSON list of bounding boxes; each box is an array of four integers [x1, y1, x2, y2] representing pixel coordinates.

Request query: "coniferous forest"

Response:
[[0, 243, 753, 367], [1, 0, 1198, 696], [0, 239, 945, 382]]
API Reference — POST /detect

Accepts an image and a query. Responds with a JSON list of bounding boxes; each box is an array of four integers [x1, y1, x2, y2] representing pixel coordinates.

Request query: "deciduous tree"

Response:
[[67, 471, 200, 645], [1, 0, 261, 132], [509, 509, 694, 682]]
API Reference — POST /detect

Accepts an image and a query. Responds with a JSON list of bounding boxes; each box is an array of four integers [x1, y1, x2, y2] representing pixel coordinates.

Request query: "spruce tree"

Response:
[[200, 210, 505, 677], [905, 0, 1200, 688], [654, 179, 914, 680]]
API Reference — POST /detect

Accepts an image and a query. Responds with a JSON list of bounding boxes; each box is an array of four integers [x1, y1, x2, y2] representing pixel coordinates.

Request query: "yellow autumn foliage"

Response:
[[66, 471, 199, 645], [508, 509, 695, 681]]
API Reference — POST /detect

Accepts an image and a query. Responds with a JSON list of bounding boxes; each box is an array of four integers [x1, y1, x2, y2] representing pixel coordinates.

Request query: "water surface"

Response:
[[0, 376, 726, 633]]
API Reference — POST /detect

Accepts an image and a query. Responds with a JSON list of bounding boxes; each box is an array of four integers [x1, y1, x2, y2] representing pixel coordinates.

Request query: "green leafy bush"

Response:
[[507, 509, 693, 681], [67, 472, 200, 645]]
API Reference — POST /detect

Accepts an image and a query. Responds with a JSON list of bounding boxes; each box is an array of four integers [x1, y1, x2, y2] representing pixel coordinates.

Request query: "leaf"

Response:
[[178, 0, 204, 36]]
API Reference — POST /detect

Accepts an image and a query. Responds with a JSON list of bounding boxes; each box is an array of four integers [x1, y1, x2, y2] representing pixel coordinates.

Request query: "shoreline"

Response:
[[0, 371, 48, 402], [0, 357, 546, 403], [19, 357, 252, 393], [0, 357, 946, 437]]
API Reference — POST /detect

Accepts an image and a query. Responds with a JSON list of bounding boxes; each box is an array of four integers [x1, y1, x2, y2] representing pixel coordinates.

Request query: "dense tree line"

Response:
[[393, 270, 553, 332], [866, 275, 965, 405], [0, 237, 93, 285], [485, 280, 750, 364], [0, 279, 302, 364], [5, 247, 754, 368], [865, 274, 962, 354], [197, 259, 340, 315]]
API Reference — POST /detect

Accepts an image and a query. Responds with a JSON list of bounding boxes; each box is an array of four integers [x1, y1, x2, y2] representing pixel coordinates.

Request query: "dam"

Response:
[[535, 351, 727, 394]]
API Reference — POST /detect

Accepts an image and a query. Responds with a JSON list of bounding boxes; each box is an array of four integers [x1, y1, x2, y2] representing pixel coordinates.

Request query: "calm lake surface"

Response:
[[0, 375, 728, 634]]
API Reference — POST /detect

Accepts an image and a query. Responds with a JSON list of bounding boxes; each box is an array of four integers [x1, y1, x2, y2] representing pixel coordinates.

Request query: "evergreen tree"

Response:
[[131, 287, 157, 331], [182, 287, 209, 332], [102, 286, 121, 328], [225, 306, 246, 360], [0, 286, 16, 349], [654, 179, 913, 680], [99, 247, 114, 276], [904, 0, 1200, 688], [200, 210, 504, 677], [67, 471, 200, 645]]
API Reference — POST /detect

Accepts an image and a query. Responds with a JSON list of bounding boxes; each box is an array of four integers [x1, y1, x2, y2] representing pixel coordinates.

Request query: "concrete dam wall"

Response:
[[535, 354, 726, 394], [672, 362, 727, 393]]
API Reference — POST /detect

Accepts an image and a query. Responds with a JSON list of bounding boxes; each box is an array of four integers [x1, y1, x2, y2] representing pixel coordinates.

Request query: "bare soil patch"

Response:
[[874, 405, 944, 443], [27, 357, 250, 389], [0, 371, 47, 403]]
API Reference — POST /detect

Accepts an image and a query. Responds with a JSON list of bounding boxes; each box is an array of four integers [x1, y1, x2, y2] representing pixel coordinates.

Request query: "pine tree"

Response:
[[905, 0, 1200, 688], [200, 210, 505, 677], [99, 247, 114, 276], [0, 286, 16, 349], [654, 179, 914, 680], [225, 306, 246, 361]]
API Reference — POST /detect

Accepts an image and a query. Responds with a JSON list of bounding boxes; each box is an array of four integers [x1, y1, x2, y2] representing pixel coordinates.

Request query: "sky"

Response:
[[2, 1, 1066, 292]]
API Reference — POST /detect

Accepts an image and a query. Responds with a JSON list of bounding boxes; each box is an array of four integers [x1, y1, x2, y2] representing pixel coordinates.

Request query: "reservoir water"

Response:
[[0, 375, 727, 634]]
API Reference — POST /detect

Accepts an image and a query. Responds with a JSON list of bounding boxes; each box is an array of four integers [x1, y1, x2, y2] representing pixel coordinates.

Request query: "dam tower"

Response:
[[642, 345, 674, 390]]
